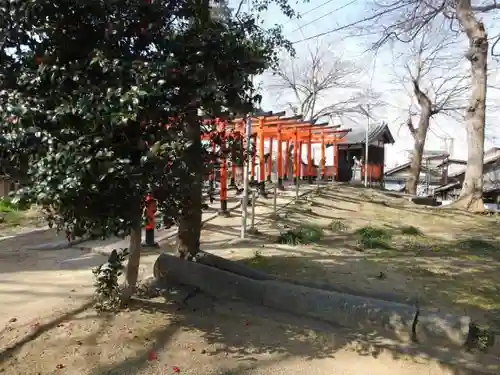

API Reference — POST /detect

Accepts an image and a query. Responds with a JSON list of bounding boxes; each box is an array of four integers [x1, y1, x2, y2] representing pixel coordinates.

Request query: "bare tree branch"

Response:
[[395, 25, 469, 194], [353, 0, 499, 211], [268, 42, 381, 122]]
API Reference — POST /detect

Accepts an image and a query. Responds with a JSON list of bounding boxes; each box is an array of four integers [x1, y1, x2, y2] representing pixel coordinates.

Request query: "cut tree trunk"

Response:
[[454, 1, 488, 212], [192, 250, 415, 304], [122, 215, 142, 302], [177, 112, 203, 259], [154, 252, 473, 348]]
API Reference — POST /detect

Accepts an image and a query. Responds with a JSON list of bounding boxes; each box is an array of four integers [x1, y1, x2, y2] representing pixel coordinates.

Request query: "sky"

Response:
[[228, 0, 500, 168]]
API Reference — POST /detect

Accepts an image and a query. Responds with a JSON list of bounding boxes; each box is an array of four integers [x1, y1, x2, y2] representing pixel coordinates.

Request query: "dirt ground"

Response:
[[199, 186, 500, 328], [0, 184, 498, 374]]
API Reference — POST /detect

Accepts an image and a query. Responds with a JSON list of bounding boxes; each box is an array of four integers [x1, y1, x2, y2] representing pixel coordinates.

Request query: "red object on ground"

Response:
[[172, 366, 180, 373], [148, 351, 157, 361]]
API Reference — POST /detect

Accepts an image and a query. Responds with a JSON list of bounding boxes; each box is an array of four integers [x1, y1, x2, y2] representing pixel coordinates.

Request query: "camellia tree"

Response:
[[0, 0, 294, 300]]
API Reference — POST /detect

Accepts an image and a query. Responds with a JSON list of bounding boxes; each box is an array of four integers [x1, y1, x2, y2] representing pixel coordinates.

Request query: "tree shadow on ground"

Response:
[[97, 286, 500, 375], [1, 270, 497, 375], [0, 300, 95, 364], [85, 281, 499, 375]]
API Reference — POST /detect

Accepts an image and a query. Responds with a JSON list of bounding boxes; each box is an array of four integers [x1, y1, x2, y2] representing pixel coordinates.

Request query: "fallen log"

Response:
[[194, 251, 272, 280], [156, 252, 478, 349], [194, 250, 415, 305], [154, 253, 417, 340]]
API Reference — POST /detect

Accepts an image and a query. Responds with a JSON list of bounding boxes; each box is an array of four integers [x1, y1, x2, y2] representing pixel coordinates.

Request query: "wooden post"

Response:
[[284, 139, 290, 181], [209, 142, 216, 202], [321, 131, 326, 180], [307, 127, 313, 184], [267, 137, 273, 182], [333, 137, 338, 181], [229, 122, 239, 189], [250, 134, 256, 185], [258, 119, 266, 196], [230, 161, 237, 188], [250, 190, 256, 229], [276, 124, 284, 190], [273, 182, 278, 215], [295, 162, 300, 200], [219, 122, 229, 217], [293, 129, 299, 185]]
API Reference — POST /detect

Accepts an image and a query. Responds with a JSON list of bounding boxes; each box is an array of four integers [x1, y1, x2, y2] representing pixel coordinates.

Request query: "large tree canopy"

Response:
[[0, 0, 290, 232], [0, 0, 294, 297]]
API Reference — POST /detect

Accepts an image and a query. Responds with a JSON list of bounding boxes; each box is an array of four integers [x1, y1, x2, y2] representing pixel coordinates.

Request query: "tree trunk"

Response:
[[122, 212, 142, 302], [454, 1, 488, 212], [177, 111, 203, 259], [406, 138, 425, 195], [405, 81, 432, 196], [405, 116, 430, 195]]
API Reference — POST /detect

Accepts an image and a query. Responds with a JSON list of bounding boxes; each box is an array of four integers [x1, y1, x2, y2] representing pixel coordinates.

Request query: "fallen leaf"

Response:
[[172, 366, 180, 373], [148, 351, 157, 361]]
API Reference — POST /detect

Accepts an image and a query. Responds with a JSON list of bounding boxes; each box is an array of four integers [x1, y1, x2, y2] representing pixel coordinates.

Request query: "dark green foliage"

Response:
[[466, 323, 496, 352], [0, 197, 29, 212], [93, 248, 129, 312], [355, 226, 392, 249], [0, 0, 294, 240], [327, 219, 348, 232], [400, 225, 423, 236], [277, 224, 324, 245]]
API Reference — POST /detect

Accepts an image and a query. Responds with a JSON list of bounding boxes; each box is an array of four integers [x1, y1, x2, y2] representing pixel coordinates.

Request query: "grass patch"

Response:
[[355, 226, 392, 249], [400, 225, 423, 236], [0, 199, 18, 213], [0, 197, 30, 211], [327, 219, 348, 232], [277, 224, 324, 246], [456, 238, 499, 252], [0, 211, 23, 226], [0, 198, 31, 227], [241, 255, 324, 279]]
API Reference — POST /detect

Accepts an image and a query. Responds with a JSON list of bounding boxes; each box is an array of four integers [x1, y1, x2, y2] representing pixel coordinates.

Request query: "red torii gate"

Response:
[[203, 112, 351, 213], [143, 111, 351, 243]]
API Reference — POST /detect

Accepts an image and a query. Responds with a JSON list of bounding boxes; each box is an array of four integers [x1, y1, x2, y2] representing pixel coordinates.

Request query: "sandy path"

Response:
[[0, 192, 245, 326], [1, 293, 465, 375]]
